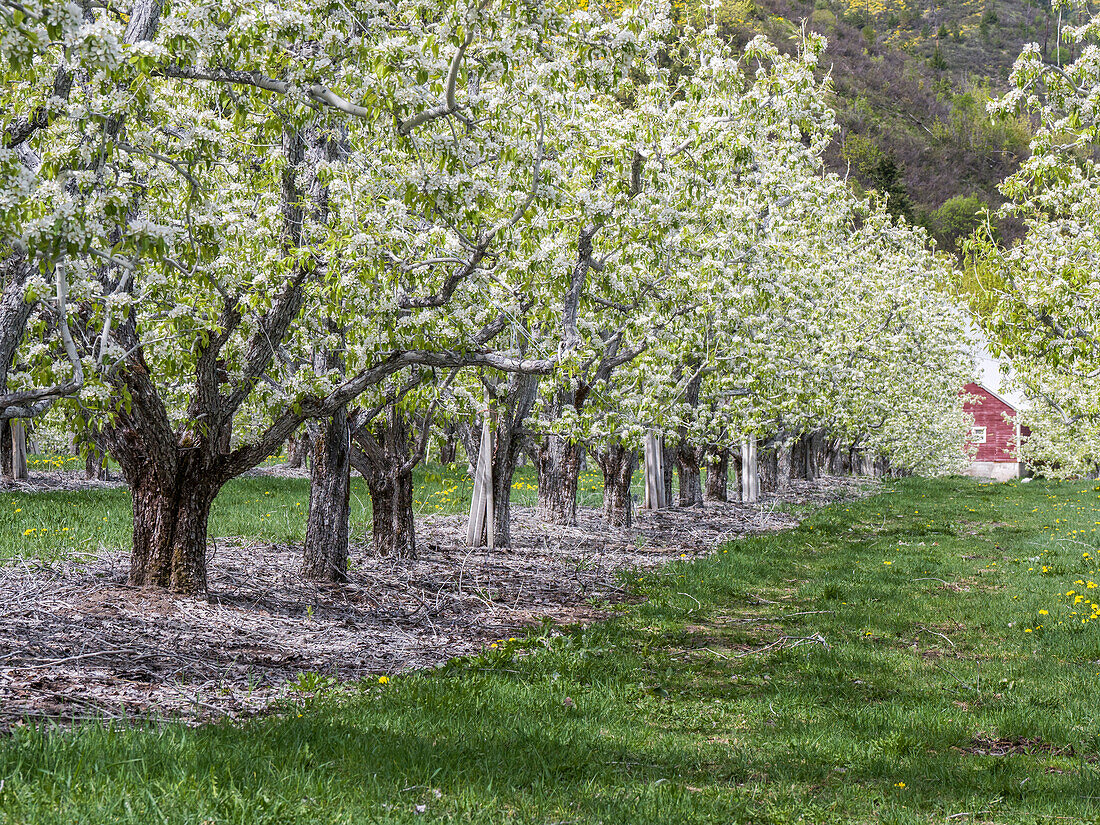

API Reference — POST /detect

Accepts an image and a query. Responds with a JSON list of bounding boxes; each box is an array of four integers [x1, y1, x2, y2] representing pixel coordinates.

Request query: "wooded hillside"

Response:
[[710, 0, 1051, 247]]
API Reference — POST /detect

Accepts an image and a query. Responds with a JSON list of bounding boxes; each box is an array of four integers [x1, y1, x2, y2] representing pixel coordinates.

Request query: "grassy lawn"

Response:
[[0, 461, 610, 560], [4, 476, 1100, 822]]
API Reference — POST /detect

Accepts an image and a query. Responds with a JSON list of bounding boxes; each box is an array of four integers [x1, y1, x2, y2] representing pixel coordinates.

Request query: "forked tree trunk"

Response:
[[128, 463, 220, 594], [363, 469, 416, 558], [597, 442, 636, 527], [302, 408, 351, 581], [353, 408, 418, 559], [676, 441, 703, 507], [535, 435, 583, 525], [704, 446, 728, 502]]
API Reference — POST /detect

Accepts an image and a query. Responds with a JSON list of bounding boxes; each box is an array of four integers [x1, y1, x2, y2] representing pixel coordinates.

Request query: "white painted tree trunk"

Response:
[[466, 420, 495, 547], [642, 430, 666, 509], [11, 420, 27, 481], [741, 436, 758, 503]]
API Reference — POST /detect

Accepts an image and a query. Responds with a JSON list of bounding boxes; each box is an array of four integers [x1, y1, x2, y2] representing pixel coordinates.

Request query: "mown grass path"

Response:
[[4, 477, 1100, 823]]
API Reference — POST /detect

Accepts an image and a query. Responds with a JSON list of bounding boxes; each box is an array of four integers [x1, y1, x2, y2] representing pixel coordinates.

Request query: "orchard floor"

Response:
[[0, 475, 872, 728]]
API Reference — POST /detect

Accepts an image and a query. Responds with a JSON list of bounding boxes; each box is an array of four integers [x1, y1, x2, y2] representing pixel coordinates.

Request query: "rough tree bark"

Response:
[[0, 420, 10, 480], [438, 422, 457, 465], [286, 430, 307, 469], [661, 437, 676, 506], [457, 420, 481, 477], [704, 446, 728, 502], [732, 445, 743, 502], [826, 437, 844, 475], [676, 440, 703, 507], [351, 404, 418, 558], [488, 372, 540, 548], [775, 436, 792, 491], [126, 452, 221, 594], [759, 443, 777, 493], [806, 429, 824, 481], [535, 433, 583, 525], [302, 407, 351, 580], [597, 441, 636, 527], [85, 450, 106, 481]]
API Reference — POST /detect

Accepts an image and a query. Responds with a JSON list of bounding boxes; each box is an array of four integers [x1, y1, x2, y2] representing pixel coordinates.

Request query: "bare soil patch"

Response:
[[0, 476, 875, 729], [958, 735, 1086, 759]]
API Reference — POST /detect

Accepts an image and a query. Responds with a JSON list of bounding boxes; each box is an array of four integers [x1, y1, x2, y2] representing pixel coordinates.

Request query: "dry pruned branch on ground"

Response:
[[0, 475, 876, 728]]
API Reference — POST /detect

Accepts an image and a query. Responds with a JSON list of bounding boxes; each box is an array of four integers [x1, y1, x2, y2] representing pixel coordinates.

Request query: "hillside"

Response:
[[712, 0, 1060, 248]]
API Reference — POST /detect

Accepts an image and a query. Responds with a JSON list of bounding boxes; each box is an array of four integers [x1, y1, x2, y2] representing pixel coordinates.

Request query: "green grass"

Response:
[[0, 460, 613, 561], [6, 477, 1100, 822]]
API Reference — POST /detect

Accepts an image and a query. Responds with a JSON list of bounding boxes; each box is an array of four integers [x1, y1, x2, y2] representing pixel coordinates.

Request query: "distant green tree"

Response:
[[930, 194, 991, 252], [841, 134, 915, 222]]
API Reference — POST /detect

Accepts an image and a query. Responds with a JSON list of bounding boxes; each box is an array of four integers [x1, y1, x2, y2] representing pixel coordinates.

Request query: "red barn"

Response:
[[963, 382, 1029, 481]]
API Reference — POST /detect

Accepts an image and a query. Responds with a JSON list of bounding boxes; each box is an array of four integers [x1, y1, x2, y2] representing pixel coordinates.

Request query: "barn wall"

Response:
[[964, 382, 1020, 464]]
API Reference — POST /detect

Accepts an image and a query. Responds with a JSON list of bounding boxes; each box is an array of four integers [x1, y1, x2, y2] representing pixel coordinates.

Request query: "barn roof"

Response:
[[966, 381, 1019, 412]]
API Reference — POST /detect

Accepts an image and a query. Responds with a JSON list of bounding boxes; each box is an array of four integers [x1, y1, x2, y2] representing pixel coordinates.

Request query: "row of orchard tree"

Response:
[[0, 0, 975, 596]]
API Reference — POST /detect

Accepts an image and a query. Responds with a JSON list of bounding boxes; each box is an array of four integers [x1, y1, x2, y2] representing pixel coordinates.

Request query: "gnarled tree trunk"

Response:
[[489, 421, 526, 548], [704, 446, 728, 502], [758, 443, 777, 493], [127, 458, 221, 594], [535, 435, 583, 525], [676, 440, 703, 507], [352, 406, 418, 558], [486, 372, 540, 548], [597, 442, 636, 527], [302, 408, 351, 581], [806, 429, 824, 481]]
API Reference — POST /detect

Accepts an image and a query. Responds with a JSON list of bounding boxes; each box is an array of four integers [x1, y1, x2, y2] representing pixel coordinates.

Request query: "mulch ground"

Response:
[[0, 475, 876, 729]]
